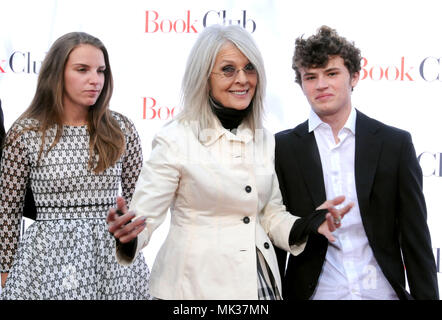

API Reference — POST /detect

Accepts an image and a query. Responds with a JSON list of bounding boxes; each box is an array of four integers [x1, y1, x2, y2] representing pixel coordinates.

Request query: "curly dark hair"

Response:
[[292, 25, 361, 86]]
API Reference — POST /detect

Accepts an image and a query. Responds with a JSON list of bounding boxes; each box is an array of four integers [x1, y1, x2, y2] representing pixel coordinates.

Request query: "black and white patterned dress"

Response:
[[0, 112, 150, 299]]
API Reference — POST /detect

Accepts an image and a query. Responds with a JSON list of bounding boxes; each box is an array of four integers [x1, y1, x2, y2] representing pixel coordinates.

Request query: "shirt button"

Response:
[[243, 216, 250, 224], [245, 185, 252, 193], [264, 242, 270, 249]]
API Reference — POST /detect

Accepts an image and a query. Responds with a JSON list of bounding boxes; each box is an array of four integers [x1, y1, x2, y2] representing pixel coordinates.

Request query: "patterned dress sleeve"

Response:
[[120, 116, 143, 206], [0, 126, 30, 272]]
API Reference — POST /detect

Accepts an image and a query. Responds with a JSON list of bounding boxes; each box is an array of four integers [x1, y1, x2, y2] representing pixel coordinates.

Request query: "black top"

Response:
[[209, 96, 252, 130]]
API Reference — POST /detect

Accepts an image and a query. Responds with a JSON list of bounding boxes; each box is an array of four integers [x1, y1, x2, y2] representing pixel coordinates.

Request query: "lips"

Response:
[[316, 93, 333, 100], [229, 89, 249, 96], [84, 89, 101, 96]]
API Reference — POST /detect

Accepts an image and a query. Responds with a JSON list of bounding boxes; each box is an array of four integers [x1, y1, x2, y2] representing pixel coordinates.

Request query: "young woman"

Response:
[[0, 32, 150, 299]]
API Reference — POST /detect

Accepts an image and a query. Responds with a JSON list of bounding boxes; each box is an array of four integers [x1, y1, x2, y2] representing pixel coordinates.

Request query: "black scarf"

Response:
[[209, 96, 252, 130]]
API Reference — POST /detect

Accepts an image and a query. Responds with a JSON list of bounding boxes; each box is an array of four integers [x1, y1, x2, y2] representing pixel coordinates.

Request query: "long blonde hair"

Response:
[[11, 32, 124, 173]]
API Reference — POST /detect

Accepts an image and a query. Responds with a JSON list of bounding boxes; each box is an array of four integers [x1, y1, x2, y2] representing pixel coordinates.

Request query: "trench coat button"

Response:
[[245, 185, 252, 193], [243, 216, 250, 224], [264, 242, 270, 249]]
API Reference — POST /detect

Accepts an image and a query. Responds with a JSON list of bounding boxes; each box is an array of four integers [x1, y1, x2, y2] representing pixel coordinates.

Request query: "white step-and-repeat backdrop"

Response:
[[1, 0, 441, 295]]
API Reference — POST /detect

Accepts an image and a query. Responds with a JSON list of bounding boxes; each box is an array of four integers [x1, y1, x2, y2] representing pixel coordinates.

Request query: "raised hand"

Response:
[[317, 195, 354, 242], [107, 196, 147, 243]]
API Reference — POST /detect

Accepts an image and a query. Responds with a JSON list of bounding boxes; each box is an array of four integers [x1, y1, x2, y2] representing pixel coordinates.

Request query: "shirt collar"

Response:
[[201, 119, 254, 146], [308, 106, 356, 135]]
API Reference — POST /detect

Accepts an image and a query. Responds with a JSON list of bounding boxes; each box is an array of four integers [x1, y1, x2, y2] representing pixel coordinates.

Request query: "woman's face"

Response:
[[209, 42, 257, 110], [63, 44, 106, 113]]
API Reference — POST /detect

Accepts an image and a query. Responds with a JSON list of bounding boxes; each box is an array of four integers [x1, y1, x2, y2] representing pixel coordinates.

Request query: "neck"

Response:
[[63, 105, 89, 126], [209, 96, 252, 130], [318, 105, 351, 143]]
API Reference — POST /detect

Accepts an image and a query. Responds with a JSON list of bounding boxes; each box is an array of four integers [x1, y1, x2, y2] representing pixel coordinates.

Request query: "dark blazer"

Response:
[[0, 101, 37, 220], [275, 109, 439, 300]]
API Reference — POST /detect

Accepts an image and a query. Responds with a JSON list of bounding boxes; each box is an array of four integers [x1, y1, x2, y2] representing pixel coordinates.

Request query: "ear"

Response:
[[350, 71, 360, 89]]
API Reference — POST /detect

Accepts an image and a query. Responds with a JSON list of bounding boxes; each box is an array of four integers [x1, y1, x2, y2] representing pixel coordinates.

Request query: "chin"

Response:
[[231, 103, 250, 110]]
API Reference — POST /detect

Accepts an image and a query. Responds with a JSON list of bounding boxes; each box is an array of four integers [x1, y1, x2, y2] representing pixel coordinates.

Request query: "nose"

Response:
[[234, 69, 248, 84], [89, 71, 103, 85], [316, 75, 328, 90]]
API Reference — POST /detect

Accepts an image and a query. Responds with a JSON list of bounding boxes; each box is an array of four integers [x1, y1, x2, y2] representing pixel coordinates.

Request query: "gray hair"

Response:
[[176, 24, 266, 139]]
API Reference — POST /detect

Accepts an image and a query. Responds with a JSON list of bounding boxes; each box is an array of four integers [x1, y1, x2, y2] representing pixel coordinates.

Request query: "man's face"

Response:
[[299, 56, 359, 121]]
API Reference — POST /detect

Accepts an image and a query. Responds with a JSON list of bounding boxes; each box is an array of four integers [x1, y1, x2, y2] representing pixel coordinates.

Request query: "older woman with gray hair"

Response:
[[107, 24, 352, 300]]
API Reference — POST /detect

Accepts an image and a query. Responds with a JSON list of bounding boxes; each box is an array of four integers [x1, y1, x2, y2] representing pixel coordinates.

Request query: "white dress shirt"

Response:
[[309, 107, 398, 300]]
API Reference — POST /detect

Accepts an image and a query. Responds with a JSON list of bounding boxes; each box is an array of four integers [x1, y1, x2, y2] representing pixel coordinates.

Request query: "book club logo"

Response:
[[144, 9, 257, 34], [360, 56, 442, 82], [0, 51, 43, 74], [418, 152, 442, 177]]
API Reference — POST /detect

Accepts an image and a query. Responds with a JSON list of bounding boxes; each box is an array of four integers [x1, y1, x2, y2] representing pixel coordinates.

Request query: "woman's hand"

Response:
[[1, 272, 8, 289], [317, 195, 354, 242], [107, 196, 147, 244]]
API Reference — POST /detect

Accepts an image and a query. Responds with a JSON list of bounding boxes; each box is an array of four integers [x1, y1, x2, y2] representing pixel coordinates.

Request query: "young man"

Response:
[[275, 26, 439, 300]]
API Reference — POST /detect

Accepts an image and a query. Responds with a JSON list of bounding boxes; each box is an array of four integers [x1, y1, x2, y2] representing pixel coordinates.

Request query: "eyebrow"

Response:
[[325, 67, 341, 73], [218, 57, 251, 65], [303, 67, 341, 77], [72, 63, 106, 69], [219, 61, 247, 67]]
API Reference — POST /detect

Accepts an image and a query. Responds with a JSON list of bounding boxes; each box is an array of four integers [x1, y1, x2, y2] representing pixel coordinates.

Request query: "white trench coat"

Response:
[[117, 120, 305, 299]]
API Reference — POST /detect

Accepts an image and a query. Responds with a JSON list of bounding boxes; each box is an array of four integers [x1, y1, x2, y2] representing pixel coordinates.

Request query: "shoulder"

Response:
[[356, 110, 411, 142], [275, 128, 294, 140], [110, 110, 131, 125], [146, 120, 189, 163], [11, 117, 40, 129], [158, 119, 194, 137], [274, 121, 309, 150], [7, 118, 40, 136], [110, 111, 138, 135], [275, 120, 308, 139], [153, 120, 191, 147], [4, 118, 40, 146]]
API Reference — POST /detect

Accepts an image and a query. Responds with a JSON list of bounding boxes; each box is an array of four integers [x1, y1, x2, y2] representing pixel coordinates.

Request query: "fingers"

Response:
[[107, 196, 146, 242], [339, 202, 355, 218], [106, 207, 118, 225], [317, 195, 345, 210], [109, 213, 147, 243], [326, 212, 338, 231], [329, 195, 346, 207], [108, 210, 135, 234], [106, 196, 129, 226], [318, 216, 336, 243], [328, 202, 354, 221], [316, 199, 355, 243], [114, 216, 145, 239], [116, 196, 128, 214], [1, 272, 8, 289], [118, 220, 147, 243]]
